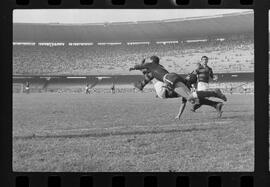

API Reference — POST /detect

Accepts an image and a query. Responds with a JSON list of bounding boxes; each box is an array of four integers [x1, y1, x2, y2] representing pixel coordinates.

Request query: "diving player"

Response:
[[129, 56, 225, 118], [129, 55, 227, 103]]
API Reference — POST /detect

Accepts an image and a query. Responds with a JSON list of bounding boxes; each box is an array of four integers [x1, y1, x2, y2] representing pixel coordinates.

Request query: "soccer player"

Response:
[[195, 56, 215, 91], [111, 82, 116, 94], [190, 56, 224, 112], [130, 56, 225, 118], [151, 74, 223, 119], [25, 81, 30, 94], [229, 83, 233, 94], [129, 56, 227, 103], [85, 83, 91, 94]]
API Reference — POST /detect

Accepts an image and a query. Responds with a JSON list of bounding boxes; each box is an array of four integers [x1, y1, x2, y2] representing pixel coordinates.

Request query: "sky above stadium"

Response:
[[13, 9, 251, 24]]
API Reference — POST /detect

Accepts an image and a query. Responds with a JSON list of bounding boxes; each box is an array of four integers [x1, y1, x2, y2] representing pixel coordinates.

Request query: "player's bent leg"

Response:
[[199, 98, 219, 108], [196, 89, 227, 102], [163, 73, 223, 104], [152, 79, 167, 99], [192, 98, 224, 117], [191, 103, 201, 112], [152, 79, 180, 99], [214, 89, 227, 101], [192, 98, 221, 112], [166, 90, 180, 98], [174, 82, 192, 99]]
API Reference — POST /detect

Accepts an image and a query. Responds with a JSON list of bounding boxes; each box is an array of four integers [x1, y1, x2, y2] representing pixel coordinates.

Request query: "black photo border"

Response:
[[1, 0, 269, 186]]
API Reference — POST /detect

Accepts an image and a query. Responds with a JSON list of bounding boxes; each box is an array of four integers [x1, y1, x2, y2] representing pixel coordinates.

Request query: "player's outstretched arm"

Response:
[[129, 63, 151, 71], [175, 98, 187, 120]]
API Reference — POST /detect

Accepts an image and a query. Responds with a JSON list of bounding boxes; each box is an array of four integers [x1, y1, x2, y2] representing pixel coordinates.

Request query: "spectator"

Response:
[[13, 34, 254, 75]]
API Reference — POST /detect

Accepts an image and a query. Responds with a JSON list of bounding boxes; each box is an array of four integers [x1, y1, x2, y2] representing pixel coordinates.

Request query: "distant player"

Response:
[[85, 78, 100, 94], [229, 83, 233, 94], [243, 87, 247, 94], [230, 88, 233, 94], [111, 82, 115, 94], [25, 81, 30, 94], [85, 83, 90, 94]]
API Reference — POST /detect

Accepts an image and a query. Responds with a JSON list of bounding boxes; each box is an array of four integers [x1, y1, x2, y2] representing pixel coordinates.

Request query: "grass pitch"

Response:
[[13, 92, 254, 172]]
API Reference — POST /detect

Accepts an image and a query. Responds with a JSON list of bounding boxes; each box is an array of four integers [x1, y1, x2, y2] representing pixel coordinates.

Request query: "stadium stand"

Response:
[[13, 12, 254, 93], [13, 35, 253, 75]]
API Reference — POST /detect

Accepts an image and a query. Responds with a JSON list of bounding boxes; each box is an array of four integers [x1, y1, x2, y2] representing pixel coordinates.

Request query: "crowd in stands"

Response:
[[13, 35, 254, 75]]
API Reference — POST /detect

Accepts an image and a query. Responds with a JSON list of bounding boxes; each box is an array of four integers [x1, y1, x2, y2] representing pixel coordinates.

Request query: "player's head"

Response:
[[150, 55, 160, 64], [201, 56, 208, 65]]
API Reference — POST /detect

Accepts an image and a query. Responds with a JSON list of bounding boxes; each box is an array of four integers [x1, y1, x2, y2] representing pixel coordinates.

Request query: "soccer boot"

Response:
[[215, 89, 227, 102]]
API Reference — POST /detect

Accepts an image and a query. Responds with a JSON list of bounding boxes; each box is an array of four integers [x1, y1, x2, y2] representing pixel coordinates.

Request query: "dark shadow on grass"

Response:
[[14, 126, 224, 140]]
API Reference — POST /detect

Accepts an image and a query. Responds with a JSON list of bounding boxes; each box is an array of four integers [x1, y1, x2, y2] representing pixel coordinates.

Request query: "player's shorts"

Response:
[[152, 79, 167, 99], [162, 73, 198, 99], [174, 82, 198, 99], [197, 82, 209, 91]]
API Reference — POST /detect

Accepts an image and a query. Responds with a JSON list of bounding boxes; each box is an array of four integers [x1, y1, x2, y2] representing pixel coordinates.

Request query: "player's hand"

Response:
[[213, 75, 218, 81]]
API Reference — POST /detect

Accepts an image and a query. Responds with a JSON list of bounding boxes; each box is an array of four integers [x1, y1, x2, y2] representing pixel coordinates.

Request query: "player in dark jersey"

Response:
[[129, 56, 225, 118], [190, 56, 225, 112], [195, 56, 214, 91], [111, 82, 116, 94], [129, 56, 227, 103], [134, 63, 223, 118]]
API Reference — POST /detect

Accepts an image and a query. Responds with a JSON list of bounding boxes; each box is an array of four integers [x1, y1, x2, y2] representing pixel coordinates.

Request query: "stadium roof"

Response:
[[13, 12, 253, 43]]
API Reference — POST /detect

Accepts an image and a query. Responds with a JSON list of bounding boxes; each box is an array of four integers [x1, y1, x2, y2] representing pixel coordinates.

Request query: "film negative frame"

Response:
[[1, 0, 270, 186]]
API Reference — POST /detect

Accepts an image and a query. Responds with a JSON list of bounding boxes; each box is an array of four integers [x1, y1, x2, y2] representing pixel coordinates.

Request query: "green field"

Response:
[[13, 93, 254, 172]]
